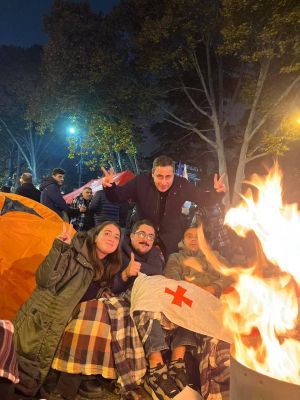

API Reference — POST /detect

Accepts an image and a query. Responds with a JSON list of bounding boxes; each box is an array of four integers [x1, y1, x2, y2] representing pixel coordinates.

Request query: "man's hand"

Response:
[[125, 252, 141, 278], [214, 173, 226, 193], [79, 206, 86, 213], [101, 166, 114, 188], [57, 222, 73, 245]]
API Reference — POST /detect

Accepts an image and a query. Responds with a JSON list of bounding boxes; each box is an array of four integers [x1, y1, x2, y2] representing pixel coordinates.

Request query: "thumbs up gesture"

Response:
[[125, 252, 141, 278], [101, 166, 114, 187]]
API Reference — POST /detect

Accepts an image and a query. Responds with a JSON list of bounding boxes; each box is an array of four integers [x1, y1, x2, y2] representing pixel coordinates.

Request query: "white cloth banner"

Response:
[[130, 273, 232, 344]]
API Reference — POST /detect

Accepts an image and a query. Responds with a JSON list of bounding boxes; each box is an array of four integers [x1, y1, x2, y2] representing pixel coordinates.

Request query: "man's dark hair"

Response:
[[152, 155, 174, 172], [21, 172, 32, 183], [131, 219, 156, 235], [52, 168, 65, 176]]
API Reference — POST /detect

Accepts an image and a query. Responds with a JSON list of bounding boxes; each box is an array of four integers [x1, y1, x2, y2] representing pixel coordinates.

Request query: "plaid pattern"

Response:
[[0, 320, 19, 384], [104, 295, 146, 391], [52, 296, 146, 392], [132, 311, 176, 345], [199, 337, 230, 400], [52, 299, 116, 378], [70, 195, 91, 231], [133, 311, 230, 400]]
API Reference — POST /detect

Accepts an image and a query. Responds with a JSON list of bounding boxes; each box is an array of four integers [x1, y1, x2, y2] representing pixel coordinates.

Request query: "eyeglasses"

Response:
[[134, 231, 155, 241]]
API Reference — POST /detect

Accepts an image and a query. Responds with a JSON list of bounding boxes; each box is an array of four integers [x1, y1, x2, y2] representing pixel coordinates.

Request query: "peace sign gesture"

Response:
[[101, 166, 114, 188], [214, 173, 226, 193], [57, 222, 73, 245]]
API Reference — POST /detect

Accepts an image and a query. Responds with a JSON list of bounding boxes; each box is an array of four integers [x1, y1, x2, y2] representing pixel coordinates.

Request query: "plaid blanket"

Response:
[[0, 320, 19, 384], [52, 296, 146, 392], [199, 337, 230, 400], [133, 310, 230, 400]]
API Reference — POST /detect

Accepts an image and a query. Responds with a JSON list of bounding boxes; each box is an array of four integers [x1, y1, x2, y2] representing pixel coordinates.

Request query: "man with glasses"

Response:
[[101, 155, 225, 259], [112, 219, 164, 294]]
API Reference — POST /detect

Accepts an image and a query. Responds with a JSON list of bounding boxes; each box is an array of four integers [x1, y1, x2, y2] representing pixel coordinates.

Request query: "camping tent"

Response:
[[0, 193, 74, 320], [63, 170, 135, 204]]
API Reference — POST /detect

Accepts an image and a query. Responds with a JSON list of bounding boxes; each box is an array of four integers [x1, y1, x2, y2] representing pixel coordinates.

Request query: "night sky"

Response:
[[0, 0, 119, 47]]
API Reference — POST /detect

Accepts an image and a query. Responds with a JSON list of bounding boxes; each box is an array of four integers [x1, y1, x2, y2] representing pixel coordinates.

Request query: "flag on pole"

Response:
[[177, 160, 183, 176], [183, 164, 188, 180]]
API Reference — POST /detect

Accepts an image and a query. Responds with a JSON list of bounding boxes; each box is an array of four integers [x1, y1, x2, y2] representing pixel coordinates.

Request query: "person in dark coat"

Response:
[[112, 219, 164, 294], [102, 156, 226, 259], [40, 168, 84, 220], [89, 188, 120, 226], [69, 187, 94, 231], [1, 185, 11, 193], [15, 172, 41, 202]]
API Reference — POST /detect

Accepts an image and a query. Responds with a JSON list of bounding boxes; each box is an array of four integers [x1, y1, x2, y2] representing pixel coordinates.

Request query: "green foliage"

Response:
[[27, 0, 144, 169], [221, 0, 300, 62]]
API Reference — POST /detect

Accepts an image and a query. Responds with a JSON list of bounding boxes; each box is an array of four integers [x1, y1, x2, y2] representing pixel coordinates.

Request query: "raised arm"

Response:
[[36, 223, 73, 289]]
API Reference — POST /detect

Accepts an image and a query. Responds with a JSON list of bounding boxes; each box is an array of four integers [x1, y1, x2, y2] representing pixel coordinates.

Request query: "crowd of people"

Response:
[[1, 155, 234, 400]]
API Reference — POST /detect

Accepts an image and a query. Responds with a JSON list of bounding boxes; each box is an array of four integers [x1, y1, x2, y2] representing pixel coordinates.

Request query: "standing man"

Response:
[[15, 173, 41, 202], [40, 168, 85, 219], [101, 156, 225, 259], [69, 187, 94, 231], [112, 219, 164, 294]]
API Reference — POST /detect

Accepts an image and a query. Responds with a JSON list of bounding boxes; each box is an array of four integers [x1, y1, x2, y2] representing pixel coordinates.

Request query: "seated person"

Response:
[[0, 320, 19, 400], [112, 219, 164, 294], [135, 225, 230, 400], [13, 222, 123, 399]]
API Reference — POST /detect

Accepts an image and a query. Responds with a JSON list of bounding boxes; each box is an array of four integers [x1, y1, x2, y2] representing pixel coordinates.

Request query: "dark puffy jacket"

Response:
[[13, 235, 102, 395], [105, 173, 222, 258], [111, 236, 164, 294], [40, 177, 68, 217], [89, 189, 120, 226], [15, 183, 41, 202]]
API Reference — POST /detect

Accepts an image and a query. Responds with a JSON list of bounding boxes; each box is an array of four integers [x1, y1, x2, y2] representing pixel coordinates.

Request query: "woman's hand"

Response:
[[57, 222, 73, 245]]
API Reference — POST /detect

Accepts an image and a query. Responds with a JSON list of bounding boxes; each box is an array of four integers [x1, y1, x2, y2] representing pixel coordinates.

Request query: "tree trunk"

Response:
[[115, 151, 123, 171], [232, 140, 249, 205], [28, 128, 36, 181], [133, 155, 140, 174]]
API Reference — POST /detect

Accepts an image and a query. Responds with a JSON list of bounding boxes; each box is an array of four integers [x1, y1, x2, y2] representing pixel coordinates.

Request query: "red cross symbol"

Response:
[[165, 285, 193, 308]]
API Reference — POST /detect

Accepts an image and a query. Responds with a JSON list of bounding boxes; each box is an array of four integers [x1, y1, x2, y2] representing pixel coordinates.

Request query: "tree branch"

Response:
[[191, 51, 213, 109], [246, 151, 269, 163], [179, 78, 212, 119], [205, 40, 217, 112], [0, 118, 31, 169], [248, 74, 300, 142], [244, 58, 271, 141]]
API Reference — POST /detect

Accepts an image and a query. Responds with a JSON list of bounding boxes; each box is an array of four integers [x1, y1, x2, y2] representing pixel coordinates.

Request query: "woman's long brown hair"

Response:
[[85, 221, 122, 283]]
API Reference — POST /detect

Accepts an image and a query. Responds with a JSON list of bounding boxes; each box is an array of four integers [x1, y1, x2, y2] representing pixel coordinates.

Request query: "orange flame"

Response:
[[198, 162, 300, 384]]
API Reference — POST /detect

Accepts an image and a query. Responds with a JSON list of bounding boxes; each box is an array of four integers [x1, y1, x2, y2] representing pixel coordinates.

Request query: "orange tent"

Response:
[[0, 193, 75, 320], [63, 170, 135, 204]]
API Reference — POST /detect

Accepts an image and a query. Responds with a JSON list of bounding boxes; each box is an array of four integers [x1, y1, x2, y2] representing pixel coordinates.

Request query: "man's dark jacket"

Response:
[[111, 236, 164, 294], [15, 183, 41, 202], [40, 177, 69, 217], [105, 173, 221, 258]]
